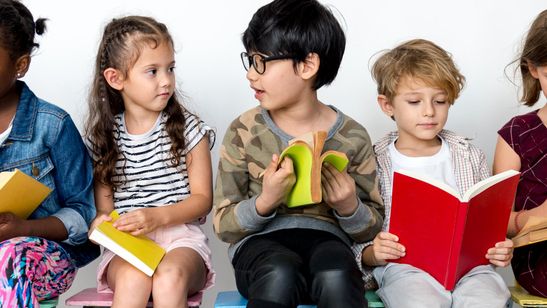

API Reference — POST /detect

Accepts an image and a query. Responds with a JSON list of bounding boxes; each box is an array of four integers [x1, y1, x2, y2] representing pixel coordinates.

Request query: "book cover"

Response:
[[278, 131, 349, 207], [389, 169, 520, 290], [512, 216, 547, 248], [89, 211, 165, 276], [0, 169, 52, 218]]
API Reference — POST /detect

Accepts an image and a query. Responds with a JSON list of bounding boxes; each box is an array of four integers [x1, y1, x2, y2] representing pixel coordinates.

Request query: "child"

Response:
[[213, 0, 384, 307], [493, 9, 547, 297], [85, 16, 215, 308], [354, 39, 514, 307], [0, 0, 99, 306]]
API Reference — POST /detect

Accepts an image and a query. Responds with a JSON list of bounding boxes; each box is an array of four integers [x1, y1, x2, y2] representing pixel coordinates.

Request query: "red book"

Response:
[[389, 169, 520, 290]]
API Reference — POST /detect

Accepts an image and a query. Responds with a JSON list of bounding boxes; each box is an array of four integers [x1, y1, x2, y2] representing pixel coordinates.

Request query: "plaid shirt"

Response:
[[352, 129, 490, 289]]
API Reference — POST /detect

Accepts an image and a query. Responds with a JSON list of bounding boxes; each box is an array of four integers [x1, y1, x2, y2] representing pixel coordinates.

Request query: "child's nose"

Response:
[[246, 66, 259, 81], [423, 103, 434, 117], [160, 72, 173, 87]]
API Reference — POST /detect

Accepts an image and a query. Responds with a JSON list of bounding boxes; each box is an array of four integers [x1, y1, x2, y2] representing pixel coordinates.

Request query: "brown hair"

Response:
[[371, 39, 465, 104], [518, 10, 547, 106], [85, 16, 190, 188]]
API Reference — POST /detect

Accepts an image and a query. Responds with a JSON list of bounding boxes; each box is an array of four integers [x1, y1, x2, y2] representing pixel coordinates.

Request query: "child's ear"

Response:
[[15, 54, 31, 78], [103, 68, 125, 90], [299, 52, 320, 80], [377, 95, 395, 118], [527, 60, 539, 79]]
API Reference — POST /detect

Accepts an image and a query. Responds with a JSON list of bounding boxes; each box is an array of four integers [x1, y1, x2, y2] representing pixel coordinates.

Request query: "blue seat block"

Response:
[[214, 290, 384, 308]]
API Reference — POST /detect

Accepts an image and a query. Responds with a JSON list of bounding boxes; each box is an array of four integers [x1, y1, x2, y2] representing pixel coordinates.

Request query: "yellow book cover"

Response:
[[89, 211, 165, 276], [278, 131, 349, 207], [0, 169, 52, 218], [512, 215, 547, 248], [509, 284, 547, 306]]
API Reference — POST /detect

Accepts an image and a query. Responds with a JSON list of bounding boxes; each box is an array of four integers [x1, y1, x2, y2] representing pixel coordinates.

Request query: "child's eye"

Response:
[[435, 101, 447, 105], [169, 66, 176, 73], [146, 69, 157, 76], [407, 101, 420, 104]]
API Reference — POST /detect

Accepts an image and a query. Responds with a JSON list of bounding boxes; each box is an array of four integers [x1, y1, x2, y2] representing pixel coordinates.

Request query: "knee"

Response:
[[113, 266, 152, 293], [255, 254, 303, 287], [153, 266, 187, 294]]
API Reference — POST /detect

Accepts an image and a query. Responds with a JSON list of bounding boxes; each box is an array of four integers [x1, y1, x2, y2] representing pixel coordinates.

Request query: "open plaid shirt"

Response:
[[352, 129, 490, 289]]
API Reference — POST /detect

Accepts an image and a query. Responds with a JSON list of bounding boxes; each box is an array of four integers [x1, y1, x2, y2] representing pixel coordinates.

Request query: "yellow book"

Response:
[[509, 284, 547, 306], [512, 215, 547, 248], [89, 211, 165, 276], [0, 169, 52, 218], [278, 131, 349, 207]]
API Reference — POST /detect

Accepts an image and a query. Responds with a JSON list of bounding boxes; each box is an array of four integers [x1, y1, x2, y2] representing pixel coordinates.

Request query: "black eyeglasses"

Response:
[[240, 52, 294, 74]]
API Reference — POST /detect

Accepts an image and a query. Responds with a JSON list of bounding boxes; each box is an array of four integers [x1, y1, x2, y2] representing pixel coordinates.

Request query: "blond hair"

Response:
[[371, 39, 465, 104]]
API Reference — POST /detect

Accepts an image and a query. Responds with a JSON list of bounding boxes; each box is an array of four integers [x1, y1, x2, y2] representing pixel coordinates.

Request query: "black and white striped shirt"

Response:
[[108, 111, 213, 213]]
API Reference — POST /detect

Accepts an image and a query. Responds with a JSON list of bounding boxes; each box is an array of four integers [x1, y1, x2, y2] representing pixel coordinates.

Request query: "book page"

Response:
[[463, 169, 520, 201], [0, 171, 14, 188], [396, 169, 460, 199]]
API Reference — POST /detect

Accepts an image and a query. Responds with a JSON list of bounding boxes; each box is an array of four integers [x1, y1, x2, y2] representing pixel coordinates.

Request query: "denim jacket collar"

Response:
[[10, 81, 37, 141]]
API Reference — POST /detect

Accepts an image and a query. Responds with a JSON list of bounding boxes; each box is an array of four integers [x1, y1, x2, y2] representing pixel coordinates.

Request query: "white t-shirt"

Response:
[[388, 137, 458, 194], [0, 118, 14, 145]]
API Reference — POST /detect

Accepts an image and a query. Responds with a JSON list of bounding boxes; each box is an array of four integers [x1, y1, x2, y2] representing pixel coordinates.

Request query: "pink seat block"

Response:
[[65, 288, 153, 307]]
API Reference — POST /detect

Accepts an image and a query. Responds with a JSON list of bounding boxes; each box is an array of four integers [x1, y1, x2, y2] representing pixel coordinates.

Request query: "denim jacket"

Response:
[[0, 81, 99, 267]]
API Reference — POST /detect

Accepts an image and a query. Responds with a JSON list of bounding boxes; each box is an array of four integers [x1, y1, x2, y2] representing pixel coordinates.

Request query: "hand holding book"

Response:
[[256, 154, 296, 216], [277, 131, 348, 207], [321, 161, 358, 216]]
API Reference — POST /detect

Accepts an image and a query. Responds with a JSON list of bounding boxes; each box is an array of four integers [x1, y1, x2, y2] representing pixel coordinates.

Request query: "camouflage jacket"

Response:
[[213, 106, 384, 260]]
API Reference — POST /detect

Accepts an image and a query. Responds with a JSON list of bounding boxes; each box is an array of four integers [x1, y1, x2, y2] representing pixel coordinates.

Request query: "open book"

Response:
[[389, 169, 520, 290], [512, 215, 547, 248], [278, 131, 349, 207], [89, 211, 165, 276], [0, 169, 52, 218]]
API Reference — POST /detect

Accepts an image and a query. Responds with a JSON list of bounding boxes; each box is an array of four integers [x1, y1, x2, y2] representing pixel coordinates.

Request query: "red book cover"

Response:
[[389, 169, 520, 290]]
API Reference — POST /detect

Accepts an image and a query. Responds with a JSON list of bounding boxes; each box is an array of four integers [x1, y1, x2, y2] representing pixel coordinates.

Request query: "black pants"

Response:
[[232, 229, 366, 308]]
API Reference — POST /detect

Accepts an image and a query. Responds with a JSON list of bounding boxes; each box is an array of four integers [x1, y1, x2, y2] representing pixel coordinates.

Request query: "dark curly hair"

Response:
[[0, 0, 47, 59], [85, 16, 191, 189]]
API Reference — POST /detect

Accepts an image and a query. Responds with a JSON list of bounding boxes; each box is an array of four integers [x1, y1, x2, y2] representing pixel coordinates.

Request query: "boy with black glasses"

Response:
[[213, 0, 384, 307]]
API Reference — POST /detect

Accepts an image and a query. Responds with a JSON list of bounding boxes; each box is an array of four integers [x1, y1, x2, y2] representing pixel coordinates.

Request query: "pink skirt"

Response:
[[96, 223, 215, 306]]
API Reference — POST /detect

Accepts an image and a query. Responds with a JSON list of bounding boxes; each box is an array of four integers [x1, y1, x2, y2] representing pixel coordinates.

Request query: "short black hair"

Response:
[[0, 0, 47, 59], [242, 0, 345, 90]]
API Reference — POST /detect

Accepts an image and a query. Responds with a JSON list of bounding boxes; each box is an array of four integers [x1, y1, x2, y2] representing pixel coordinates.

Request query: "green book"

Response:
[[279, 131, 349, 207]]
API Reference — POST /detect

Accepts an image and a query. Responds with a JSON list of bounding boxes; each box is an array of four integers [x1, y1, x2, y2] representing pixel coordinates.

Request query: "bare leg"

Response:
[[107, 256, 153, 308], [152, 247, 207, 308]]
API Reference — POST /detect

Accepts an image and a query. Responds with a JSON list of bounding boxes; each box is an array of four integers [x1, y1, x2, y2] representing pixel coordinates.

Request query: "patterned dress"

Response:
[[498, 109, 547, 297]]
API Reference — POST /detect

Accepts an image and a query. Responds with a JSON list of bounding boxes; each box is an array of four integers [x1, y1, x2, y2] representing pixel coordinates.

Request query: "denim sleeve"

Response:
[[49, 116, 96, 246]]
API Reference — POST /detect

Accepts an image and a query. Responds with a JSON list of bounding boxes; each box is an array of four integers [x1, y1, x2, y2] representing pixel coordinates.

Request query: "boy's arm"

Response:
[[213, 124, 275, 244], [336, 137, 384, 243]]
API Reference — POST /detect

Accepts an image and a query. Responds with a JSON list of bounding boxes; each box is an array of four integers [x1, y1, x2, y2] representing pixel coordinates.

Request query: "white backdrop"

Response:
[[22, 1, 546, 307]]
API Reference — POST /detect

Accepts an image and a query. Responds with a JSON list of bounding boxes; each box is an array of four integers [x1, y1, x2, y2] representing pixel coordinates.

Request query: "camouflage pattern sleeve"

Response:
[[212, 112, 276, 243], [335, 118, 385, 243]]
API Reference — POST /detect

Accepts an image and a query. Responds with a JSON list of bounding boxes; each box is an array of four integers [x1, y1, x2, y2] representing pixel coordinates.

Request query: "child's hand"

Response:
[[256, 154, 296, 216], [486, 238, 513, 267], [113, 208, 162, 236], [88, 212, 112, 240], [371, 231, 406, 265], [0, 212, 27, 241], [321, 163, 358, 216]]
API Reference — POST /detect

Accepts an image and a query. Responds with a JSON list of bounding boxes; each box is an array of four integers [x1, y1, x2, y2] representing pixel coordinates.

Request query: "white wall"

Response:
[[22, 1, 546, 307]]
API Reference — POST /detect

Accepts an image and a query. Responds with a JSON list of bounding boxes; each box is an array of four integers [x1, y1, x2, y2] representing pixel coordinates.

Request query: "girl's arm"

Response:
[[114, 137, 212, 235], [88, 181, 116, 235], [493, 136, 525, 237], [0, 214, 68, 242], [493, 135, 546, 237]]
